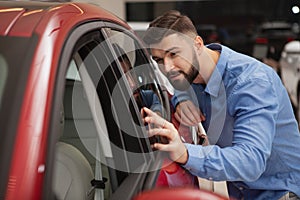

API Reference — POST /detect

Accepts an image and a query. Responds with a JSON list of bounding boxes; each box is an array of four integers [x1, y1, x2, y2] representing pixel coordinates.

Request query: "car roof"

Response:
[[0, 1, 130, 37]]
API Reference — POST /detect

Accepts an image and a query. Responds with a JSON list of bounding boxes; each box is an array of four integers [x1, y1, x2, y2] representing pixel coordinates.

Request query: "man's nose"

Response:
[[163, 57, 174, 73]]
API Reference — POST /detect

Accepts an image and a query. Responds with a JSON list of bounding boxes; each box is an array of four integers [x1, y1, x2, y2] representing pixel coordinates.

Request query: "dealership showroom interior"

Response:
[[1, 0, 300, 200]]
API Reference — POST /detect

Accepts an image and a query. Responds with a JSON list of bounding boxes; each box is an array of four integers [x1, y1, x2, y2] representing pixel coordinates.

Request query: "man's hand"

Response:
[[142, 107, 188, 164], [174, 100, 205, 126]]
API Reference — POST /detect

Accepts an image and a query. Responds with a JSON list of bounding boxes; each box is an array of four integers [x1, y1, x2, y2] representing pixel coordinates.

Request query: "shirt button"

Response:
[[208, 177, 213, 180], [239, 187, 243, 190]]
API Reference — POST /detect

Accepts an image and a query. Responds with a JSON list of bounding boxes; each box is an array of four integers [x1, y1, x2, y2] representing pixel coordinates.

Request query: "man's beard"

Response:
[[167, 53, 199, 91]]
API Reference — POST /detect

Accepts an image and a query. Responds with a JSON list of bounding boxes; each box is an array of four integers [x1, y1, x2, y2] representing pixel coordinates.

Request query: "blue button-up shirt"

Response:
[[172, 44, 300, 200]]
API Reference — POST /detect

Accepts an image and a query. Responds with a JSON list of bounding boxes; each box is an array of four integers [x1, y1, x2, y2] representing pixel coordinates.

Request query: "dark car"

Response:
[[252, 21, 299, 62], [0, 1, 228, 200]]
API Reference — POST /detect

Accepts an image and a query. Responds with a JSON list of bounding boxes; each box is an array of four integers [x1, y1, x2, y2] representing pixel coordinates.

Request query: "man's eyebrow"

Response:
[[151, 46, 180, 61], [152, 47, 180, 59], [165, 46, 179, 53]]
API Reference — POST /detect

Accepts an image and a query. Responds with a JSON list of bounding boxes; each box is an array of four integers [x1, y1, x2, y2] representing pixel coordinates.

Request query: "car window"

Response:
[[54, 30, 123, 200], [102, 28, 168, 119], [53, 25, 170, 199], [66, 59, 81, 81]]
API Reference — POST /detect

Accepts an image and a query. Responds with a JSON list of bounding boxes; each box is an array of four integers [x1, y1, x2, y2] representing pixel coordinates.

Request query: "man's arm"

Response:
[[171, 90, 205, 126]]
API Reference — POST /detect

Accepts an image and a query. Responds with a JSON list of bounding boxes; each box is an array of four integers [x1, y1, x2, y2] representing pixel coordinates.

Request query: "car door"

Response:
[[45, 20, 170, 200]]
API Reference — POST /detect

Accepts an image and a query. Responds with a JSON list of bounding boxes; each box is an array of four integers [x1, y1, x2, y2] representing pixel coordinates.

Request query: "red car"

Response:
[[0, 1, 228, 200]]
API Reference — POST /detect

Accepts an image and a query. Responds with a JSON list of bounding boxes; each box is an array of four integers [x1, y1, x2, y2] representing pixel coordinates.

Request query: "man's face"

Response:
[[150, 33, 199, 90]]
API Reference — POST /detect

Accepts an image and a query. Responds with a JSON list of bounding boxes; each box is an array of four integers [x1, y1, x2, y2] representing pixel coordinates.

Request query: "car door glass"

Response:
[[102, 28, 168, 120], [53, 26, 172, 200], [89, 30, 156, 172], [55, 28, 161, 200], [53, 31, 117, 200], [66, 59, 81, 81], [55, 59, 102, 199]]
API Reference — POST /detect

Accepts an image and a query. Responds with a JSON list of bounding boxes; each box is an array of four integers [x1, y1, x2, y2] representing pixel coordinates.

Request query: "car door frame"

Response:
[[43, 20, 165, 200]]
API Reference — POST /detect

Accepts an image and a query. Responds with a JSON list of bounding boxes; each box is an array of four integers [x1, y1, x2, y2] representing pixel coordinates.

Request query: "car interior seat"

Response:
[[60, 79, 97, 170], [52, 78, 97, 200], [53, 142, 94, 200]]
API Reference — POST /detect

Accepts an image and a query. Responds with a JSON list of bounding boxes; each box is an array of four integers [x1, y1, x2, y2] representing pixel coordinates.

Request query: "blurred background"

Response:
[[125, 0, 300, 56], [63, 0, 300, 58], [31, 0, 300, 60], [25, 0, 300, 124]]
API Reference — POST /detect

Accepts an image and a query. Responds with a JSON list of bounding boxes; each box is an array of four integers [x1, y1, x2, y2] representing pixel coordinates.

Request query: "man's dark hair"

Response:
[[143, 10, 197, 45]]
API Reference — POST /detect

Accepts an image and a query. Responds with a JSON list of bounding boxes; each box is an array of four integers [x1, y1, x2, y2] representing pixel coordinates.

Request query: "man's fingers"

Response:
[[175, 107, 198, 126], [175, 100, 204, 126], [183, 109, 199, 125], [174, 112, 181, 123], [189, 109, 202, 123], [142, 107, 155, 117], [185, 102, 202, 123], [153, 142, 169, 151], [143, 107, 173, 129], [175, 111, 194, 126], [148, 128, 171, 139]]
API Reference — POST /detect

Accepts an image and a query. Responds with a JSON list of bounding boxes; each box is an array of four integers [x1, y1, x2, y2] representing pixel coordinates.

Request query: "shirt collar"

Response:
[[204, 43, 229, 97]]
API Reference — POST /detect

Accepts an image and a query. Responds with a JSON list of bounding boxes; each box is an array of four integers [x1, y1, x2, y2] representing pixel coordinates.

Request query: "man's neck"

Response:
[[194, 47, 220, 84]]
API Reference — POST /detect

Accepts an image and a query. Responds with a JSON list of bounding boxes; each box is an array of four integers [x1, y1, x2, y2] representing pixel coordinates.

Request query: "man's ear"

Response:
[[194, 36, 204, 54]]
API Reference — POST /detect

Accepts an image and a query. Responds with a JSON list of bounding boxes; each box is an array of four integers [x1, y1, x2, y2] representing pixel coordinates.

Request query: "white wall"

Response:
[[72, 0, 126, 19]]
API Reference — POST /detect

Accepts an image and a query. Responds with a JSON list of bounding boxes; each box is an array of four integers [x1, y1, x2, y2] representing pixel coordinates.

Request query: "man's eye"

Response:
[[170, 52, 177, 57], [155, 58, 163, 64]]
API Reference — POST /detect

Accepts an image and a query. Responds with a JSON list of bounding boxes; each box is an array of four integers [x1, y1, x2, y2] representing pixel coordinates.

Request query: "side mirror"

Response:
[[133, 188, 229, 200]]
